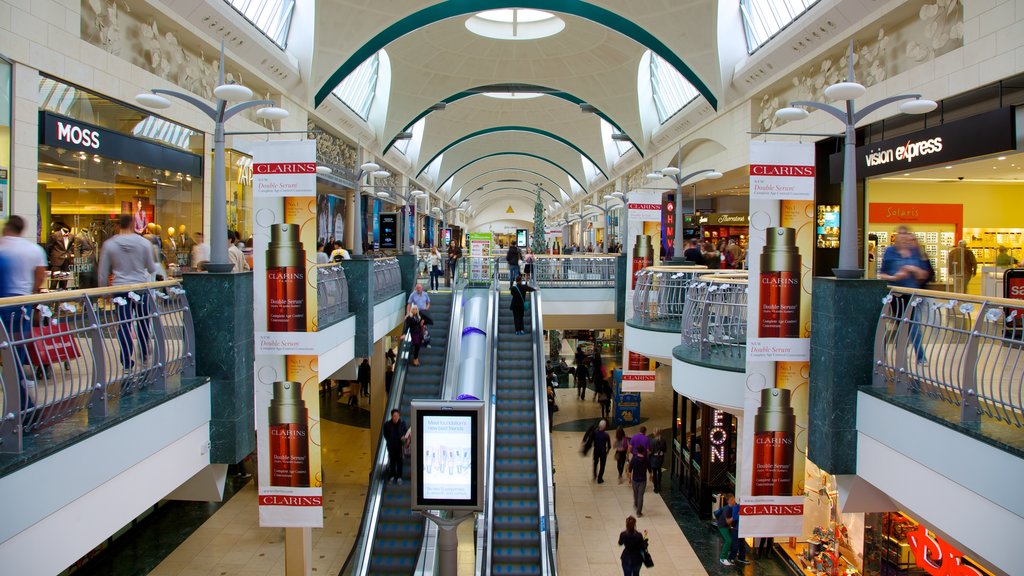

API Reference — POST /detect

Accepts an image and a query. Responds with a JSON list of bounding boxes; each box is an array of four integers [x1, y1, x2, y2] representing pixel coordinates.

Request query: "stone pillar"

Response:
[[344, 188, 355, 251], [340, 259, 374, 358], [808, 278, 887, 475], [11, 64, 39, 236], [182, 272, 255, 464], [369, 338, 387, 455], [615, 254, 627, 322]]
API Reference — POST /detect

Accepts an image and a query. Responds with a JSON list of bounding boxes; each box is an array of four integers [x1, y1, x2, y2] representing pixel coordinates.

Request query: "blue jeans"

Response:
[[893, 295, 926, 362], [115, 293, 152, 369], [430, 265, 441, 290], [0, 305, 38, 413], [508, 263, 520, 286], [621, 557, 641, 576]]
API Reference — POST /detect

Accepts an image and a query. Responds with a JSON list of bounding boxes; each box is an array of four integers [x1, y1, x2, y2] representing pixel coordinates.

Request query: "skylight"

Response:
[[740, 0, 820, 53], [133, 116, 195, 150], [483, 92, 545, 100], [466, 9, 565, 40], [649, 52, 699, 124], [225, 0, 295, 49], [600, 119, 634, 157], [332, 52, 380, 121]]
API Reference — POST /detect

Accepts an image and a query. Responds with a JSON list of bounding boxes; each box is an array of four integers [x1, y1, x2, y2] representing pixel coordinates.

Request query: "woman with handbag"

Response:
[[405, 305, 426, 366], [509, 274, 536, 336], [617, 516, 651, 575]]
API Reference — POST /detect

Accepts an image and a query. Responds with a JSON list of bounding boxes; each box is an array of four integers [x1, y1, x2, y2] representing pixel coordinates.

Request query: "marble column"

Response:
[[808, 278, 887, 475], [369, 338, 387, 455], [340, 259, 374, 358]]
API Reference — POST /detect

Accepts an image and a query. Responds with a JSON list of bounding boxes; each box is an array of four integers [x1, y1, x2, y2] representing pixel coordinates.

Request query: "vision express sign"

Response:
[[829, 107, 1016, 182]]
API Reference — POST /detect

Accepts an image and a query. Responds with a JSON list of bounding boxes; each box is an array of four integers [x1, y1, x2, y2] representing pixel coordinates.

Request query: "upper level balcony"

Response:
[[626, 266, 710, 360], [493, 255, 620, 327]]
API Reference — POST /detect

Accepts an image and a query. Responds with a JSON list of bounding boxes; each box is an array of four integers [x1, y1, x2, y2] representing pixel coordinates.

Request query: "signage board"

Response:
[[379, 212, 398, 249], [516, 228, 528, 248], [701, 405, 733, 486], [411, 401, 485, 511], [620, 370, 655, 393], [750, 141, 816, 201], [829, 107, 1016, 181], [39, 111, 202, 177], [1004, 268, 1024, 339]]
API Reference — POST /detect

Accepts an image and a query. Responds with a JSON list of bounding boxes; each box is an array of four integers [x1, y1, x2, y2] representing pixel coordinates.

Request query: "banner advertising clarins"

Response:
[[621, 370, 656, 393], [252, 140, 323, 528], [749, 141, 816, 201], [740, 140, 814, 538], [622, 190, 663, 394]]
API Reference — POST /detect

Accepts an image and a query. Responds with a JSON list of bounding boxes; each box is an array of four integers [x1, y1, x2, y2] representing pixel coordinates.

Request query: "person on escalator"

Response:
[[382, 409, 410, 485], [405, 305, 426, 366], [509, 274, 536, 335]]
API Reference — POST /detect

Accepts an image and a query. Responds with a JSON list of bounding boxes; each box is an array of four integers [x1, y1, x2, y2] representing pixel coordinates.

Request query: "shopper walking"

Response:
[[0, 216, 47, 400], [384, 347, 396, 396], [597, 378, 612, 420], [382, 409, 410, 484], [592, 419, 611, 483], [99, 213, 158, 370], [404, 305, 426, 367], [574, 345, 588, 400], [429, 247, 442, 291], [728, 497, 750, 564], [509, 274, 536, 335], [357, 357, 371, 398], [614, 426, 629, 483], [630, 425, 650, 456], [879, 227, 933, 364], [628, 445, 649, 516], [715, 494, 736, 566], [617, 516, 647, 576], [648, 428, 665, 494]]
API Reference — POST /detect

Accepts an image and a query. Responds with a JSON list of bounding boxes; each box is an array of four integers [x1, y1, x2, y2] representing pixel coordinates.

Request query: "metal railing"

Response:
[[372, 257, 402, 304], [316, 263, 350, 330], [630, 266, 710, 331], [493, 255, 617, 287], [873, 287, 1024, 429], [0, 280, 195, 453], [479, 286, 500, 576], [531, 291, 558, 575], [678, 273, 748, 362]]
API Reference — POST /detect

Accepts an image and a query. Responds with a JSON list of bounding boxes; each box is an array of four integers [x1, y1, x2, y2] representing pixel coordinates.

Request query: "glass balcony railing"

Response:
[[493, 255, 617, 287], [672, 273, 747, 372], [871, 287, 1024, 451]]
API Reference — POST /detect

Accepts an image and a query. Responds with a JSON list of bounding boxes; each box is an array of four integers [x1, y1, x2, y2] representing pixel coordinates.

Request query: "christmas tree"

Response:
[[532, 185, 546, 254]]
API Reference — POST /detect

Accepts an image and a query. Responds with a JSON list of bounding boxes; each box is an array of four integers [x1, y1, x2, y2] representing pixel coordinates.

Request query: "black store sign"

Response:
[[39, 111, 203, 177], [379, 212, 398, 249], [829, 107, 1016, 182]]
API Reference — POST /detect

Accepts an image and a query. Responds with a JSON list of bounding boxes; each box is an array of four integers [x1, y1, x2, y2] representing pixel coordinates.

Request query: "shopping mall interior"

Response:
[[0, 1, 1021, 575]]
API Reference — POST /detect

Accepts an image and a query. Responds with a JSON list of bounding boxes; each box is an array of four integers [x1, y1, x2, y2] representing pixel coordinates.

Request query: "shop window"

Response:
[[226, 150, 253, 242]]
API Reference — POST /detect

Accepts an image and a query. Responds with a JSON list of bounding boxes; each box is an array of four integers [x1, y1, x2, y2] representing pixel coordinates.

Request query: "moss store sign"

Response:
[[829, 107, 1016, 181], [39, 111, 202, 177]]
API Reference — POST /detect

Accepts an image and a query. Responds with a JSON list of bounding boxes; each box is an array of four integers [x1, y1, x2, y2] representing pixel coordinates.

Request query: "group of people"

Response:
[[714, 493, 752, 566], [679, 237, 746, 269]]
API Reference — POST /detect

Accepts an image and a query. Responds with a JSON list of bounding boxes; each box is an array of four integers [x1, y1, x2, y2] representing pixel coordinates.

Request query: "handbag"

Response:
[[27, 322, 81, 365], [642, 549, 654, 568]]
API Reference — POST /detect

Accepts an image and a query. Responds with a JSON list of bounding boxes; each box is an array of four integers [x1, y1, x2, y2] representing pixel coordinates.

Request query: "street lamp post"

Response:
[[585, 198, 621, 253], [135, 45, 289, 273], [774, 41, 936, 278], [360, 184, 427, 253], [646, 167, 722, 261], [349, 158, 392, 257], [432, 201, 468, 246]]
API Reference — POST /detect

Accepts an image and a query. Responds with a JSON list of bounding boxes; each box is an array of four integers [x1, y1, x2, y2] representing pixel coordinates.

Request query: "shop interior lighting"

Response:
[[213, 83, 254, 101], [255, 106, 290, 120], [134, 93, 172, 109], [315, 166, 333, 175]]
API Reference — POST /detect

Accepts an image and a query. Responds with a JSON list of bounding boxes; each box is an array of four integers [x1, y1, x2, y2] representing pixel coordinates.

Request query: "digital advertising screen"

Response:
[[516, 228, 528, 248], [411, 401, 483, 511]]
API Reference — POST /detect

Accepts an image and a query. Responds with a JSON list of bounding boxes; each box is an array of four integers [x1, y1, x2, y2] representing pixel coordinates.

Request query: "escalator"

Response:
[[488, 294, 543, 575], [341, 291, 456, 576]]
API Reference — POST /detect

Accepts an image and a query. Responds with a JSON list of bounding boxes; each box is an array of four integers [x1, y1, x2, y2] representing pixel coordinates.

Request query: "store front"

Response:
[[225, 150, 252, 242], [830, 107, 1020, 295], [670, 394, 737, 518], [37, 77, 203, 285], [698, 213, 749, 250], [0, 58, 10, 220]]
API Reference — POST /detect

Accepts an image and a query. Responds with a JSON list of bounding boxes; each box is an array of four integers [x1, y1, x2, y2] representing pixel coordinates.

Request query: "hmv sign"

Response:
[[829, 107, 1016, 181], [39, 111, 202, 177]]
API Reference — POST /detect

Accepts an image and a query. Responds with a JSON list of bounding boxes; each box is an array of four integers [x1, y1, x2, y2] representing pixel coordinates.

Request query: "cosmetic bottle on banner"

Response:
[[268, 380, 310, 487], [266, 224, 307, 332], [752, 387, 795, 496], [631, 234, 654, 288], [758, 227, 801, 338]]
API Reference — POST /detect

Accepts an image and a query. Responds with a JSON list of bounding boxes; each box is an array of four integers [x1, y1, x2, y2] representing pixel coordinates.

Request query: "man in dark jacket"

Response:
[[382, 409, 409, 484], [357, 358, 371, 397], [592, 419, 611, 484]]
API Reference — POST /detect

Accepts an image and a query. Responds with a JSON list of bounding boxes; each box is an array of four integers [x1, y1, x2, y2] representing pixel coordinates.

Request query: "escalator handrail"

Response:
[[531, 291, 558, 576], [339, 329, 413, 576], [479, 285, 501, 575]]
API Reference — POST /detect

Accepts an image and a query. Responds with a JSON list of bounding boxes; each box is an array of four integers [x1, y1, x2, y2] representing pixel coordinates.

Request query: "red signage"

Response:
[[258, 495, 324, 506], [906, 526, 983, 576], [253, 162, 318, 174], [739, 504, 804, 516], [867, 203, 963, 242], [749, 164, 815, 177]]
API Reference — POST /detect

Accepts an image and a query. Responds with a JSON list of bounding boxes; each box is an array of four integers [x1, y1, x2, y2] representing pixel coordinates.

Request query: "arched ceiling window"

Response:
[[649, 52, 699, 124], [601, 118, 634, 158], [225, 0, 295, 49], [332, 52, 380, 121], [740, 0, 820, 53]]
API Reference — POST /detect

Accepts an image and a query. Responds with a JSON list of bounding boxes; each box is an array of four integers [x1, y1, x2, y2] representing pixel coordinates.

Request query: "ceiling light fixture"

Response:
[[610, 133, 632, 142], [213, 83, 253, 101], [394, 131, 414, 140]]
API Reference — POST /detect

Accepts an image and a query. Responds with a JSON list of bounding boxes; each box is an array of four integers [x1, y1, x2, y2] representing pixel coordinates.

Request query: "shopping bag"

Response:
[[27, 322, 81, 365], [642, 549, 654, 568]]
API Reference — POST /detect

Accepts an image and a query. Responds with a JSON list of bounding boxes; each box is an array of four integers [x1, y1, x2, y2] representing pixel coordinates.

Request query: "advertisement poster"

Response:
[[469, 232, 491, 282], [379, 212, 398, 249], [622, 190, 663, 396], [251, 140, 324, 528], [620, 370, 656, 393], [420, 414, 474, 500], [740, 140, 814, 538], [749, 141, 816, 201]]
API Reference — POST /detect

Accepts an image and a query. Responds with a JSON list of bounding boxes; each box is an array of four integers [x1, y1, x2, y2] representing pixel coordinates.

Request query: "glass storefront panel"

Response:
[[226, 150, 253, 241], [37, 76, 203, 283], [0, 58, 11, 219]]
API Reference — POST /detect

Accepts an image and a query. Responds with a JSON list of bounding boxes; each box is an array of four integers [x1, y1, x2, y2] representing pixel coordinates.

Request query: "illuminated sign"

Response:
[[709, 409, 728, 463], [906, 525, 984, 576], [411, 401, 484, 511]]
